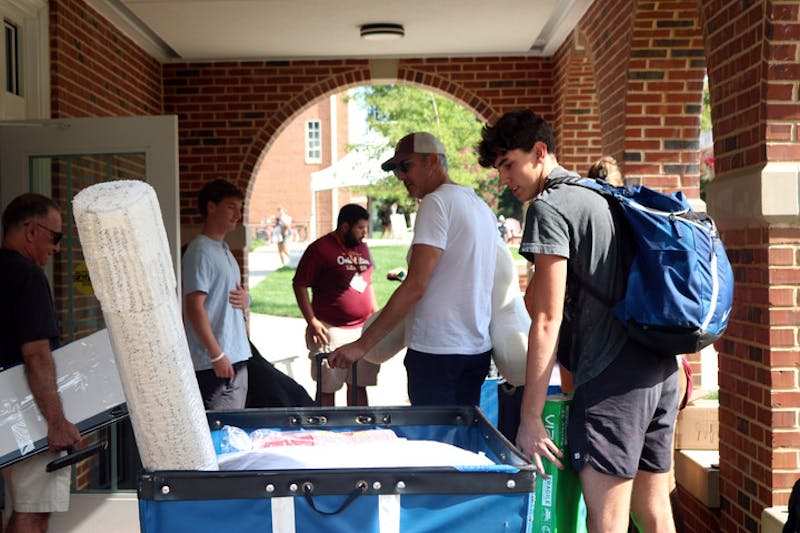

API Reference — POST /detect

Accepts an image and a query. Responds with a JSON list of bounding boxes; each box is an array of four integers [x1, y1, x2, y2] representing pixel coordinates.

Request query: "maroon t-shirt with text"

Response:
[[293, 233, 374, 327]]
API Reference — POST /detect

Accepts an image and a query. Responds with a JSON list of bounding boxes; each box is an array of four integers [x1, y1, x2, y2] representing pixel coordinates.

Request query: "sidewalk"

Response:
[[247, 242, 409, 406]]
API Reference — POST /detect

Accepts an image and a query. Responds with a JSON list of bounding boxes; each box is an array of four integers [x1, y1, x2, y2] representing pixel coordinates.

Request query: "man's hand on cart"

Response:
[[515, 416, 563, 478], [327, 340, 366, 369]]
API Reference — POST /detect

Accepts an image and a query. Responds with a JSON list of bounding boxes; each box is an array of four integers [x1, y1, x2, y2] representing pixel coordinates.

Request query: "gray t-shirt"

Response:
[[182, 234, 250, 371], [519, 167, 629, 386]]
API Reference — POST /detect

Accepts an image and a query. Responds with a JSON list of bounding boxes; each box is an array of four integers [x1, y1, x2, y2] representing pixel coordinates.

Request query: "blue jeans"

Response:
[[404, 348, 492, 406]]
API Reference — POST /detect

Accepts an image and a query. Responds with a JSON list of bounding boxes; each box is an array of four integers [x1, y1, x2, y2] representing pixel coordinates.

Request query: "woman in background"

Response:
[[274, 206, 292, 265]]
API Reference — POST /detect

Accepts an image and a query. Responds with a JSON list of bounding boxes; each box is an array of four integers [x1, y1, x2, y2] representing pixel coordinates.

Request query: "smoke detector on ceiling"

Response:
[[360, 23, 405, 41]]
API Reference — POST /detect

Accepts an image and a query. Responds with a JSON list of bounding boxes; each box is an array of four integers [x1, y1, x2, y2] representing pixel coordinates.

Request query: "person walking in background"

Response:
[[379, 202, 391, 239], [293, 204, 380, 406], [329, 132, 498, 407], [1, 193, 81, 533], [183, 179, 251, 410], [498, 214, 509, 243], [274, 206, 292, 265], [478, 110, 678, 533]]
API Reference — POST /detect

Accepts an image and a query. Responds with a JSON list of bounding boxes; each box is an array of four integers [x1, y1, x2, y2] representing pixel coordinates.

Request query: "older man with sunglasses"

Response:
[[0, 193, 81, 533], [329, 132, 498, 407]]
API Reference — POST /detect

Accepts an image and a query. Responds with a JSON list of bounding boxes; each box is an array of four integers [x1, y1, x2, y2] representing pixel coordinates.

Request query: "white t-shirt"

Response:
[[407, 184, 497, 355]]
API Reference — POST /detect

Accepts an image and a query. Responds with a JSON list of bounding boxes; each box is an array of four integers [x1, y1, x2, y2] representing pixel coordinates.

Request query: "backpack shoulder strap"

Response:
[[542, 172, 630, 310]]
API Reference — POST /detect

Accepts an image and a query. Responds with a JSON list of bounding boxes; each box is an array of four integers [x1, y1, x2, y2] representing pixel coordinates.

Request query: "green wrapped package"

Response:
[[532, 394, 587, 533]]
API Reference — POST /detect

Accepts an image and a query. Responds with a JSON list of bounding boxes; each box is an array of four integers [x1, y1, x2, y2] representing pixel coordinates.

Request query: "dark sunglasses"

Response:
[[393, 159, 412, 177], [37, 223, 64, 245]]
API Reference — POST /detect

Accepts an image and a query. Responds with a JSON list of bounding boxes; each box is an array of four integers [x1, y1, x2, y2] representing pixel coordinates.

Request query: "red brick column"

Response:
[[704, 1, 800, 530], [50, 0, 162, 118], [552, 33, 603, 174], [622, 0, 705, 197], [574, 0, 636, 164]]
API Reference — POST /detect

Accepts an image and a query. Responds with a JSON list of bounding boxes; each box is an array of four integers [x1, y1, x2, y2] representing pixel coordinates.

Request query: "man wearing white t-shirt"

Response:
[[329, 132, 498, 406]]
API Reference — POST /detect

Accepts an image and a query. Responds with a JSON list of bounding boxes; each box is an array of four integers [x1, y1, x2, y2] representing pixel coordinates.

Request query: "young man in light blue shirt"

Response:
[[183, 179, 251, 409]]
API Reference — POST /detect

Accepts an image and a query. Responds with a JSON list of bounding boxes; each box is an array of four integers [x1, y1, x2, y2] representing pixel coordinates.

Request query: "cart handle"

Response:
[[46, 441, 108, 472], [302, 480, 367, 515]]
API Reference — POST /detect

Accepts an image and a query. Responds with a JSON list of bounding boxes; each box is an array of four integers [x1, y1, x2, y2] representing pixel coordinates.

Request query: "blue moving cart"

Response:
[[138, 405, 535, 532]]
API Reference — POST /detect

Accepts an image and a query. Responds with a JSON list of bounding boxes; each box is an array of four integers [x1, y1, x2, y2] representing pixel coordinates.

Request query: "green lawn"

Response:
[[250, 244, 410, 317]]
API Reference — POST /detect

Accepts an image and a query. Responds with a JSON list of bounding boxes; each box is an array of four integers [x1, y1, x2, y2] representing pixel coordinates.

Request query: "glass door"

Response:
[[0, 115, 180, 286]]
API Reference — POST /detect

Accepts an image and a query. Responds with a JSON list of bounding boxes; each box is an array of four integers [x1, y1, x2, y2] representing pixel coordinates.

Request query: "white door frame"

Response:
[[0, 115, 181, 283]]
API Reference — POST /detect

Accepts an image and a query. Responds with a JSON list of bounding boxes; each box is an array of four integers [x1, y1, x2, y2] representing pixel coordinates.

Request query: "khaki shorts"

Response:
[[307, 323, 380, 393], [3, 451, 70, 513]]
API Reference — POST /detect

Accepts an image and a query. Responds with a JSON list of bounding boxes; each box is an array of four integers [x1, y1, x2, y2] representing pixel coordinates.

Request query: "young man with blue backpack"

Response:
[[478, 110, 731, 533]]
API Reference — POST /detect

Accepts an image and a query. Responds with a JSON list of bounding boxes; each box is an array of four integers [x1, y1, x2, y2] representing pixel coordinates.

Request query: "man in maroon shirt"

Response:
[[293, 204, 379, 406]]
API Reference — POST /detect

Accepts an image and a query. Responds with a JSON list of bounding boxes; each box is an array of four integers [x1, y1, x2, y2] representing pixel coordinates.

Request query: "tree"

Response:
[[348, 85, 491, 213], [699, 76, 714, 201]]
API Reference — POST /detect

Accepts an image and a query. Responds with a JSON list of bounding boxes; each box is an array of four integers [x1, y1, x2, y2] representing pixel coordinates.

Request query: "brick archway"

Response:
[[240, 64, 498, 201], [239, 66, 498, 243], [240, 68, 371, 203]]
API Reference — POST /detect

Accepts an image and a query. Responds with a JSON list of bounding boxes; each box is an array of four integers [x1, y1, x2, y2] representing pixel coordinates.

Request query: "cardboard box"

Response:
[[675, 449, 719, 507], [675, 399, 719, 450]]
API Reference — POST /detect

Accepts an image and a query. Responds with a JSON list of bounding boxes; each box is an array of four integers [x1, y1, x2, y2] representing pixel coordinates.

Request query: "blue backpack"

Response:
[[552, 177, 734, 356]]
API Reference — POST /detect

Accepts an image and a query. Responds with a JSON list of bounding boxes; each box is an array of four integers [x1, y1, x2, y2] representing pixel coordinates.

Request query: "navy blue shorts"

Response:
[[568, 341, 679, 478], [404, 348, 492, 406]]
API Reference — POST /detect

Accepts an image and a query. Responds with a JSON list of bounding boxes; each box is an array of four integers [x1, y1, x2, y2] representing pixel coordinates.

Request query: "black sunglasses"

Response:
[[393, 159, 412, 176], [37, 223, 64, 245]]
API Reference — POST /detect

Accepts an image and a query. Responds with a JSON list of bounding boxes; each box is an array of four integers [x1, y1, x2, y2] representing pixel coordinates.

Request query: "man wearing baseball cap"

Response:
[[329, 132, 498, 406]]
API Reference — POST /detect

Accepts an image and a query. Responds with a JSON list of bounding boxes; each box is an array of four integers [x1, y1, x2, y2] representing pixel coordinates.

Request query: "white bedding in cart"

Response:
[[217, 436, 495, 471]]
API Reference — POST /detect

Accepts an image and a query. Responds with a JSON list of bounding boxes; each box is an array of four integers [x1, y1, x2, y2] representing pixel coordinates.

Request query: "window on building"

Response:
[[305, 120, 322, 163], [5, 19, 20, 96]]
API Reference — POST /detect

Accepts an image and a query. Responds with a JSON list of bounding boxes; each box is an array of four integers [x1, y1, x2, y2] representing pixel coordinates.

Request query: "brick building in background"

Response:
[[248, 91, 365, 243], [1, 0, 799, 531]]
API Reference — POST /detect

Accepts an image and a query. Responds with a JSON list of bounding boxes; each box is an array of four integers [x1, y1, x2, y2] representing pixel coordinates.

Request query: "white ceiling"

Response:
[[87, 0, 595, 62]]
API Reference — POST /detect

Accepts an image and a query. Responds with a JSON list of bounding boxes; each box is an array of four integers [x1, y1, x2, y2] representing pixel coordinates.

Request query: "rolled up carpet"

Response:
[[73, 180, 217, 471]]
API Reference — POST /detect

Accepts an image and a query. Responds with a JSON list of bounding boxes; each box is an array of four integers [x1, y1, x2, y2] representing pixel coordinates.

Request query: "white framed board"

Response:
[[0, 329, 128, 468]]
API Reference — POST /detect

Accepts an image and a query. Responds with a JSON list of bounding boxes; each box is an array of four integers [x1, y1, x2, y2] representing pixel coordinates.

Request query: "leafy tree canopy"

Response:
[[349, 85, 501, 213]]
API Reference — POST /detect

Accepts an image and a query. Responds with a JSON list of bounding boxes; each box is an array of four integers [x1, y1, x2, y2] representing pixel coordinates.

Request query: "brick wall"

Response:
[[551, 33, 603, 174], [249, 99, 329, 238], [764, 2, 800, 162], [248, 91, 354, 241], [163, 61, 371, 225], [701, 0, 800, 529], [701, 0, 766, 174], [395, 57, 554, 125], [678, 486, 721, 532], [556, 0, 706, 197], [576, 0, 636, 164], [623, 0, 705, 196], [719, 227, 800, 520], [162, 57, 558, 228], [50, 0, 162, 118]]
